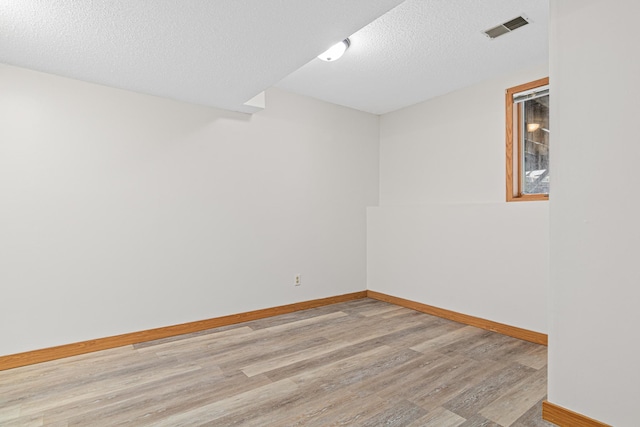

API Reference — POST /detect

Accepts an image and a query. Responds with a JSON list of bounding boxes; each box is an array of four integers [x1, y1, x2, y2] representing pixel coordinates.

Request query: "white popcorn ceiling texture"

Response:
[[0, 0, 547, 115]]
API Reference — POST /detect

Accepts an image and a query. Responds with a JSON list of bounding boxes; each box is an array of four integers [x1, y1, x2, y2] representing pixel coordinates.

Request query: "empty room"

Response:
[[1, 1, 638, 426]]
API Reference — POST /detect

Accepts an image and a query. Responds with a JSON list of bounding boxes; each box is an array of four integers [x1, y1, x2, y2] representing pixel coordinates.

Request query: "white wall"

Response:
[[548, 1, 640, 425], [0, 64, 379, 357], [369, 63, 549, 333]]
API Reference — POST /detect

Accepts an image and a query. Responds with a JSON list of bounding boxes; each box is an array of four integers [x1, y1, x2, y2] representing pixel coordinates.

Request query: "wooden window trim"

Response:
[[506, 77, 549, 202]]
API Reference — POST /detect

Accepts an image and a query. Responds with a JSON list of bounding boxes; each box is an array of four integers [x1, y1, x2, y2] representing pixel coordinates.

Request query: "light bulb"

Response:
[[317, 39, 350, 62], [527, 123, 541, 132]]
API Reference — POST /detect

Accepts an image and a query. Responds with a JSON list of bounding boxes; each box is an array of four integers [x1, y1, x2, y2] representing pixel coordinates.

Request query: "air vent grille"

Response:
[[484, 15, 529, 39], [504, 16, 529, 31]]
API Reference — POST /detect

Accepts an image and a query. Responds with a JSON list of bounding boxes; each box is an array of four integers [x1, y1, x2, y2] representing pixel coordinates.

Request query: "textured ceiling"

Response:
[[277, 0, 549, 114], [0, 0, 403, 113], [0, 0, 548, 115]]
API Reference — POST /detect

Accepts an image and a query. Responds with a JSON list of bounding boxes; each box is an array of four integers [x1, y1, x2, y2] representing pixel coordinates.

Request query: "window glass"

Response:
[[505, 77, 549, 202], [522, 94, 549, 195]]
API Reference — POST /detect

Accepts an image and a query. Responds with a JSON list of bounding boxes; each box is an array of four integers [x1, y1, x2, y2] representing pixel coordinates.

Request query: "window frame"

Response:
[[505, 77, 549, 202]]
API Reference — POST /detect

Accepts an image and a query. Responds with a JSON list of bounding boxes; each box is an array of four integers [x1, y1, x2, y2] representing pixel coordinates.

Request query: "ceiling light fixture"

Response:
[[317, 38, 350, 62]]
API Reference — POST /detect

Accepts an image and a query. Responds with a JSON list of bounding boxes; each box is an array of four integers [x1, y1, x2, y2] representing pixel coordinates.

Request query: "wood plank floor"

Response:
[[0, 298, 553, 426]]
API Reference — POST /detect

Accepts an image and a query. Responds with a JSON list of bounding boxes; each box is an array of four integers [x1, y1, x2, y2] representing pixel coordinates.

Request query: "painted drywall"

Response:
[[368, 203, 548, 332], [369, 63, 549, 333], [548, 1, 640, 425], [379, 62, 549, 206], [0, 64, 379, 357]]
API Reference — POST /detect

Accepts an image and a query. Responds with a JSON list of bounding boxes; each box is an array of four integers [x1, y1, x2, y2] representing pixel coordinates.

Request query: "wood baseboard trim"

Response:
[[366, 290, 547, 346], [0, 291, 367, 371], [542, 401, 611, 427]]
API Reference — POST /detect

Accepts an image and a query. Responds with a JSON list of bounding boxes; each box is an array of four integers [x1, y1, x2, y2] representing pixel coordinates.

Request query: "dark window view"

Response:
[[522, 94, 549, 195]]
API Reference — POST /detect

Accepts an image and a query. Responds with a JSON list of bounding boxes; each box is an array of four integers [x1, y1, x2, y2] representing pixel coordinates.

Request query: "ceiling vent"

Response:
[[484, 15, 529, 39]]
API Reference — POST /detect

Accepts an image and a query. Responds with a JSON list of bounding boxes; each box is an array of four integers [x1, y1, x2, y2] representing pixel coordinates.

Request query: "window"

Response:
[[506, 77, 549, 201]]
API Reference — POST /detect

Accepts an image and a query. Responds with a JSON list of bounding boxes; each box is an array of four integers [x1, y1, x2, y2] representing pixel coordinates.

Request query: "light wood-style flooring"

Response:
[[0, 298, 552, 426]]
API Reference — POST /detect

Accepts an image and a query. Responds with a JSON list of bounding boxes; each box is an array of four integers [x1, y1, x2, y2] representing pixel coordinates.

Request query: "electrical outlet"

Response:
[[294, 274, 301, 286]]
